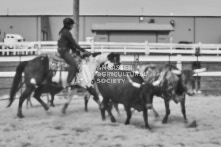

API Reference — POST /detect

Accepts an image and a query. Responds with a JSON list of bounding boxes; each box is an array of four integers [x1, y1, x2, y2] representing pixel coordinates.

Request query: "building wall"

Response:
[[151, 17, 194, 43], [83, 16, 145, 41], [195, 17, 221, 43], [48, 16, 64, 41], [1, 15, 221, 44], [108, 31, 157, 42], [82, 16, 194, 43], [0, 16, 38, 41]]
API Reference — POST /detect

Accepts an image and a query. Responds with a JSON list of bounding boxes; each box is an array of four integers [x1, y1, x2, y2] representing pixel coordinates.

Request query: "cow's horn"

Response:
[[194, 67, 207, 73], [135, 70, 139, 74], [171, 69, 181, 75], [127, 75, 141, 88], [152, 80, 160, 86]]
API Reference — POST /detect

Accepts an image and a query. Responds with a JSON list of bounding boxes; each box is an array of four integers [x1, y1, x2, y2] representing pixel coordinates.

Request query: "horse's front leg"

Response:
[[152, 105, 159, 118], [86, 86, 103, 109], [33, 86, 49, 111], [84, 92, 91, 112], [50, 94, 55, 107], [162, 99, 170, 124], [180, 95, 188, 123], [26, 96, 33, 108], [18, 86, 35, 118], [62, 88, 74, 114]]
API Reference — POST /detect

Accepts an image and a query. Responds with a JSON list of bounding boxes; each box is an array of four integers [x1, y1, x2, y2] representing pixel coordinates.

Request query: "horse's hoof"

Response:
[[145, 125, 151, 130], [17, 114, 24, 118], [186, 120, 197, 128], [111, 117, 116, 122], [62, 109, 66, 114], [62, 104, 68, 114], [44, 106, 49, 111], [162, 119, 168, 124], [50, 104, 55, 107]]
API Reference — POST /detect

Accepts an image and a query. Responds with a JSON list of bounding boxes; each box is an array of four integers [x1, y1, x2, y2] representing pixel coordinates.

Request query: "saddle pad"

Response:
[[49, 54, 68, 71]]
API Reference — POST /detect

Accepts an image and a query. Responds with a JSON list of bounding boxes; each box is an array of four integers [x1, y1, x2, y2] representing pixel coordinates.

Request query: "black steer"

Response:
[[95, 70, 153, 129]]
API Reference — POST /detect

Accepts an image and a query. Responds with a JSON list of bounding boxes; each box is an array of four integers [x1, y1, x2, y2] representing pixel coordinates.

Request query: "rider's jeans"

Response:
[[58, 48, 79, 84]]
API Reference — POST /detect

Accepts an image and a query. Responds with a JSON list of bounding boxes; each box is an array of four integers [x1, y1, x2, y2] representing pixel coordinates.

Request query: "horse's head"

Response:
[[107, 52, 121, 66], [99, 52, 121, 70]]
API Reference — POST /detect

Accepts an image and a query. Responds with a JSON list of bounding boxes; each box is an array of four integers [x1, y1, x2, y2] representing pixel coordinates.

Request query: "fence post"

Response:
[[124, 46, 127, 55], [13, 44, 16, 55], [145, 41, 149, 55], [37, 41, 41, 55], [2, 45, 5, 56], [170, 36, 173, 55], [176, 54, 182, 70], [6, 46, 9, 56], [91, 38, 95, 53]]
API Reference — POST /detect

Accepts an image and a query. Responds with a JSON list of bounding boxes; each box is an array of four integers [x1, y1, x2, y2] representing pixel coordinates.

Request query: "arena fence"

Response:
[[1, 41, 221, 100], [1, 41, 221, 56], [1, 41, 221, 76]]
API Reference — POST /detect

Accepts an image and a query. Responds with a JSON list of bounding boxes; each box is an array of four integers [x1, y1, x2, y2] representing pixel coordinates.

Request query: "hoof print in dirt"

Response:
[[186, 120, 197, 128], [54, 126, 64, 130]]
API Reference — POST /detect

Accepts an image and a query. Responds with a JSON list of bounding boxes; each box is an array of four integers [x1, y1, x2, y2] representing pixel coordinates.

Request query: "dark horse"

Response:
[[7, 55, 52, 118]]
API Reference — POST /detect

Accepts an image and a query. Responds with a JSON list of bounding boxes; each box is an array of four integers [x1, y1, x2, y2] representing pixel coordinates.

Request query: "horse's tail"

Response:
[[7, 61, 28, 107]]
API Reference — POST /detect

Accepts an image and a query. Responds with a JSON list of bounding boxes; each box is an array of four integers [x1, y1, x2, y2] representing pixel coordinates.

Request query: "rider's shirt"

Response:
[[57, 28, 85, 53]]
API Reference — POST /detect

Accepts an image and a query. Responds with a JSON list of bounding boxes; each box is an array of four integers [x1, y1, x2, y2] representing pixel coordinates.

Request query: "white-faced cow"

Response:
[[134, 64, 206, 124]]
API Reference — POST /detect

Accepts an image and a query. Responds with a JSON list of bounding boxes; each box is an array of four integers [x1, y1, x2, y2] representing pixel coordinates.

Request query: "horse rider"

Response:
[[57, 17, 91, 88]]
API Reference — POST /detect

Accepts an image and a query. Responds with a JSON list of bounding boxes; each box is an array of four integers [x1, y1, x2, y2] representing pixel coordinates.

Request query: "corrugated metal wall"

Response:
[[108, 32, 157, 42], [1, 15, 221, 43], [0, 16, 38, 41], [81, 16, 195, 43], [195, 17, 221, 43]]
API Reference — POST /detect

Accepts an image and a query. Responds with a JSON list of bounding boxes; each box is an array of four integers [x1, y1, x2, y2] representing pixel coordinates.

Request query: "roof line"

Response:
[[1, 14, 221, 17]]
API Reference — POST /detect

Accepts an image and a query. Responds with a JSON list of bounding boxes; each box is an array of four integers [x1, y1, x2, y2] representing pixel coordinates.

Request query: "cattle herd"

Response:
[[7, 53, 206, 130]]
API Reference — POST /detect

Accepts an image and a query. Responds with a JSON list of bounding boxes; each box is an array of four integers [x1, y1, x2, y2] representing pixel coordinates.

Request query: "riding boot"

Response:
[[66, 66, 79, 88]]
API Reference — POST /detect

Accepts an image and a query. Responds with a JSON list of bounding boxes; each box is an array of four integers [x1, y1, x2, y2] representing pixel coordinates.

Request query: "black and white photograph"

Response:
[[0, 0, 221, 146]]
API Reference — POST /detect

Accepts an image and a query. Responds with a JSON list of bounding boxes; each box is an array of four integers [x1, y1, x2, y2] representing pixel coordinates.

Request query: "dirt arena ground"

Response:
[[0, 93, 221, 147]]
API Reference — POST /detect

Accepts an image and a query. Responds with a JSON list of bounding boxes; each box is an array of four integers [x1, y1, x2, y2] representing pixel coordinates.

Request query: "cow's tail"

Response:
[[7, 61, 27, 107]]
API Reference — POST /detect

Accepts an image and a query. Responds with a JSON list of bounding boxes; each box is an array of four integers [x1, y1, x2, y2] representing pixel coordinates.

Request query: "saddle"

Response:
[[49, 53, 67, 71], [51, 52, 65, 63]]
